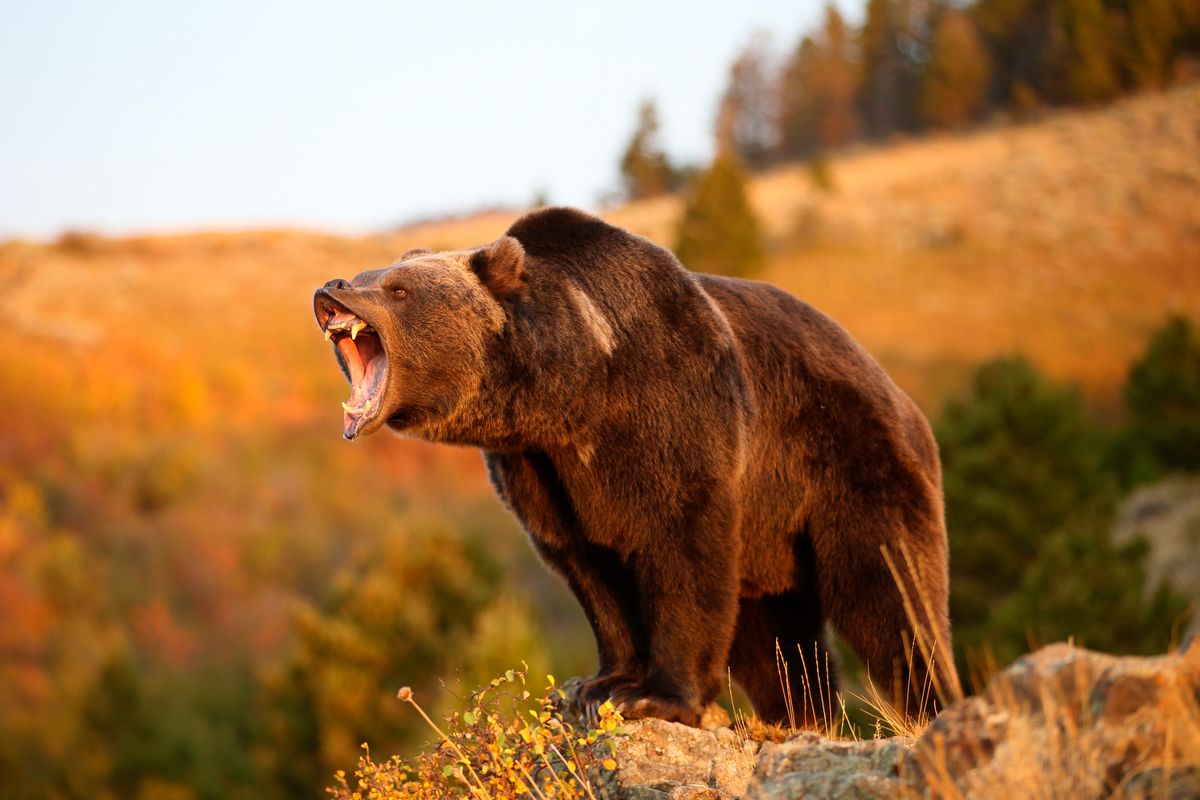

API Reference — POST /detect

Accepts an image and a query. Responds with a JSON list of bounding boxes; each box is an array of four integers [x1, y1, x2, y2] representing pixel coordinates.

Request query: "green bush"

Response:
[[935, 355, 1185, 673], [673, 153, 765, 278], [1120, 315, 1200, 482]]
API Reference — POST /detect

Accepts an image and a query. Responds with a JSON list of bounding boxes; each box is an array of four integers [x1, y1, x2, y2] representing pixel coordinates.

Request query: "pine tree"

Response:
[[1119, 0, 1182, 87], [859, 0, 897, 137], [1052, 0, 1120, 102], [810, 4, 861, 148], [619, 99, 675, 201], [989, 503, 1187, 663], [1122, 315, 1200, 478], [974, 0, 1057, 108], [859, 0, 928, 137], [673, 152, 765, 278], [935, 357, 1115, 665], [776, 36, 822, 160], [920, 10, 991, 128], [716, 33, 778, 170], [775, 3, 860, 159]]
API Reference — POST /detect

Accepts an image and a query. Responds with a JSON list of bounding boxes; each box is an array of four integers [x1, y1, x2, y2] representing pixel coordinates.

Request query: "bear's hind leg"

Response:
[[728, 592, 838, 729], [815, 515, 956, 722]]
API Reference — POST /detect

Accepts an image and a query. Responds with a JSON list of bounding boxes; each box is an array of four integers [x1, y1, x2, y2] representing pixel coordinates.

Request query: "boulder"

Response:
[[1113, 476, 1200, 637], [743, 733, 908, 799], [596, 718, 760, 799], [902, 639, 1200, 797], [584, 641, 1199, 798]]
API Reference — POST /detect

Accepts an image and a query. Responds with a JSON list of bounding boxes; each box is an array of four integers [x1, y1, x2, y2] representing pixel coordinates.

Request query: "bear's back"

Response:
[[696, 274, 941, 595]]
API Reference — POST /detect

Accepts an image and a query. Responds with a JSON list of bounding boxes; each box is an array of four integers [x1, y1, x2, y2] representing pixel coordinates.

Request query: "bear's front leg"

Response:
[[604, 496, 741, 727], [486, 451, 645, 694], [532, 538, 643, 698]]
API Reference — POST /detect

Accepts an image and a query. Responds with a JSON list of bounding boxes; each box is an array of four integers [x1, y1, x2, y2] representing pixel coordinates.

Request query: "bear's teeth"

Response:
[[341, 398, 372, 415], [324, 329, 333, 341], [350, 320, 366, 340]]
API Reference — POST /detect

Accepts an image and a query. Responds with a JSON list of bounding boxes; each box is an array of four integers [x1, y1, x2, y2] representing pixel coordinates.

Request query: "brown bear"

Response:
[[313, 207, 958, 727]]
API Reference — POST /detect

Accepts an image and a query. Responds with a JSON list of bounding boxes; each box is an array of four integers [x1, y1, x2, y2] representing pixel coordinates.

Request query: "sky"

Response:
[[1, 1, 857, 239]]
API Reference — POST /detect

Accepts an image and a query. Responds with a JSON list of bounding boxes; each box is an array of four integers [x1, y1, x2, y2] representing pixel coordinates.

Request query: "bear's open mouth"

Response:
[[316, 299, 387, 439]]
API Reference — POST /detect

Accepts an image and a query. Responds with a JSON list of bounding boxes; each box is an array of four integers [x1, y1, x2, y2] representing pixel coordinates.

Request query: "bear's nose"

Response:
[[323, 278, 351, 291]]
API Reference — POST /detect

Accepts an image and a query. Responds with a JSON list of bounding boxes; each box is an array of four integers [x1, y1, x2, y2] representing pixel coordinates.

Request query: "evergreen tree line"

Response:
[[621, 0, 1200, 202], [937, 315, 1200, 680], [618, 99, 767, 278], [725, 0, 1200, 165]]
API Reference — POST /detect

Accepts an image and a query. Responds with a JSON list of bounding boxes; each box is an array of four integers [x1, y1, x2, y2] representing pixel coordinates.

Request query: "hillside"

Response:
[[0, 83, 1196, 799], [619, 84, 1200, 404], [3, 85, 1196, 414]]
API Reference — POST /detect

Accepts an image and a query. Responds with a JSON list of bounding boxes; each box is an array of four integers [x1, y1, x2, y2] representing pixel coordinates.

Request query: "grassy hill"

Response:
[[4, 84, 1195, 418], [0, 82, 1196, 799]]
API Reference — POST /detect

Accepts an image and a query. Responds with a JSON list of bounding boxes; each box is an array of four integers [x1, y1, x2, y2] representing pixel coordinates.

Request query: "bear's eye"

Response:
[[392, 288, 408, 299]]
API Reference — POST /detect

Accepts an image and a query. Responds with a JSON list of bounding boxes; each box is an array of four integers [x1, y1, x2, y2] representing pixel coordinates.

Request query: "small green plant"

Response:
[[807, 155, 835, 193], [328, 669, 623, 800], [673, 152, 766, 278]]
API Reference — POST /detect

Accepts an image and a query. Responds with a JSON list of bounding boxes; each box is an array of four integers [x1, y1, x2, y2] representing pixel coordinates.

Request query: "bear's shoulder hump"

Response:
[[505, 207, 623, 260]]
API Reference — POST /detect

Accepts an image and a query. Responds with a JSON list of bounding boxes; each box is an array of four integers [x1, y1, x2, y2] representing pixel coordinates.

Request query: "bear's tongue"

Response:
[[329, 316, 386, 439]]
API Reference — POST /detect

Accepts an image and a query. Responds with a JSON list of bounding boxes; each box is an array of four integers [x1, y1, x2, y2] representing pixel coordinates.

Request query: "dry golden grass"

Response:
[[744, 550, 1199, 795], [7, 86, 1193, 800], [4, 84, 1194, 417], [906, 642, 1200, 798], [755, 85, 1200, 407]]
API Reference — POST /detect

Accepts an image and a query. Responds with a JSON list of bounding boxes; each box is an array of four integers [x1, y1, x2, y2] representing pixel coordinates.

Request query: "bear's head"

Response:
[[313, 236, 526, 440]]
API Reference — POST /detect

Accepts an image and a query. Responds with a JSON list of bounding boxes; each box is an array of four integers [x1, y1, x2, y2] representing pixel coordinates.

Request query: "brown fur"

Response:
[[313, 207, 956, 727]]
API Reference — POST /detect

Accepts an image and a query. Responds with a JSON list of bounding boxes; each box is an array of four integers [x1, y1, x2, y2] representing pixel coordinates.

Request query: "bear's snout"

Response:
[[323, 278, 351, 291]]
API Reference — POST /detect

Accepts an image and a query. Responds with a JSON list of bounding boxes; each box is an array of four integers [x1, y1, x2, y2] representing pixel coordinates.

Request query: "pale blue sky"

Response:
[[1, 1, 857, 238]]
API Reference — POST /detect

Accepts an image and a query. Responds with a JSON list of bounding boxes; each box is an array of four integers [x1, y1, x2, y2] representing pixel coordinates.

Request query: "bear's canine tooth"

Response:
[[350, 320, 366, 340], [341, 401, 351, 413], [324, 329, 333, 341]]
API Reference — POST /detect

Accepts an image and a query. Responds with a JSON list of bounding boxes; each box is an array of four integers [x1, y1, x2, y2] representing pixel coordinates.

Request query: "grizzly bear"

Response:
[[313, 207, 958, 726]]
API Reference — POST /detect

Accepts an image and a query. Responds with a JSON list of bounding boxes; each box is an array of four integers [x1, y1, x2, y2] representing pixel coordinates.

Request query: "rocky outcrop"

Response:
[[595, 718, 760, 799], [904, 639, 1200, 798], [744, 735, 908, 799], [1114, 476, 1200, 637], [598, 640, 1200, 799]]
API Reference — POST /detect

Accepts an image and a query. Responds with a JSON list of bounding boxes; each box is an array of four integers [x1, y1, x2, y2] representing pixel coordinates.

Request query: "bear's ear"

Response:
[[401, 247, 431, 260], [469, 236, 527, 303]]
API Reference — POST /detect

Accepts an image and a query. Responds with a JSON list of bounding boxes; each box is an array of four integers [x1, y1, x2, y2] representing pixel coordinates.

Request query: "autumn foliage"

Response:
[[329, 672, 623, 800], [2, 74, 1198, 800]]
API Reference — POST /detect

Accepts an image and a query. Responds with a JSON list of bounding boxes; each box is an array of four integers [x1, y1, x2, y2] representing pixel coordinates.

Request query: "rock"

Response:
[[597, 717, 760, 799], [902, 641, 1200, 797], [746, 770, 900, 800], [667, 786, 722, 800], [743, 733, 908, 799], [1119, 764, 1200, 799], [1113, 476, 1200, 637], [600, 716, 909, 799], [611, 719, 722, 788], [557, 676, 751, 799], [616, 788, 671, 800], [583, 643, 1198, 798], [701, 704, 733, 730]]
